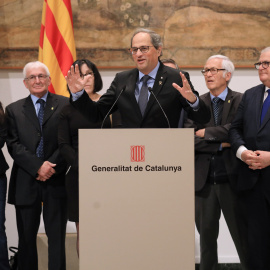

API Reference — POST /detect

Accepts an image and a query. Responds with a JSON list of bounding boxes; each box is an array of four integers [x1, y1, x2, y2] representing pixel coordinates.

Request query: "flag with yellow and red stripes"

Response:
[[39, 0, 76, 97]]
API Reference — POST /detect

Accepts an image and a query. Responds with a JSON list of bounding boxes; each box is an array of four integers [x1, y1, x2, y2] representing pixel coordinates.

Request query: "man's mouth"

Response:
[[137, 58, 145, 64]]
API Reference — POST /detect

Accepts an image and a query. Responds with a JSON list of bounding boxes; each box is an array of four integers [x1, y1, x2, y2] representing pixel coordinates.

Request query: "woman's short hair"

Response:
[[67, 59, 103, 94]]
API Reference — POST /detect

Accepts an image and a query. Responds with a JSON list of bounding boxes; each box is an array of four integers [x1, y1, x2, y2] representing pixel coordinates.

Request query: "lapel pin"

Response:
[[228, 100, 230, 103], [161, 76, 163, 79], [51, 107, 54, 110], [159, 81, 162, 85]]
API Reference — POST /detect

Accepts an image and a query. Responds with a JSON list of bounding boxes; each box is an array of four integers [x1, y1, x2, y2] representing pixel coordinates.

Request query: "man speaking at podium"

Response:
[[66, 28, 210, 127]]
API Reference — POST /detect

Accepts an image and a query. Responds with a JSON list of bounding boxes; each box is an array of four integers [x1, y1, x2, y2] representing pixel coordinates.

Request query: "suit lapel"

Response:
[[23, 96, 40, 131], [203, 89, 232, 127], [144, 65, 167, 117], [125, 69, 142, 118], [221, 88, 233, 125], [259, 85, 270, 130], [43, 92, 58, 126], [201, 93, 214, 127]]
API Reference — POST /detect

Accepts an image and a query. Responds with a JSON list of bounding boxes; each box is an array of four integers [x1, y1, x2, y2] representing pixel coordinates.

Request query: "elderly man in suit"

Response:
[[229, 47, 270, 269], [185, 55, 249, 270], [65, 28, 210, 127], [6, 61, 69, 270]]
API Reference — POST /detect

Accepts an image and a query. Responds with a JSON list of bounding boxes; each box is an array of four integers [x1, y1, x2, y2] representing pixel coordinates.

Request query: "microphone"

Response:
[[148, 87, 170, 128], [101, 86, 126, 129]]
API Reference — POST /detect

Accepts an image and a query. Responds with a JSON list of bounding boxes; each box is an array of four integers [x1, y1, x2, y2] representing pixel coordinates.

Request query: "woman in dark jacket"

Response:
[[58, 59, 121, 256], [0, 101, 10, 270]]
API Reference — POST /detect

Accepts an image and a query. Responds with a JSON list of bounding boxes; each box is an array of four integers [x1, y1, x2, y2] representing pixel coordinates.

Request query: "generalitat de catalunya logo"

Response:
[[130, 145, 145, 162]]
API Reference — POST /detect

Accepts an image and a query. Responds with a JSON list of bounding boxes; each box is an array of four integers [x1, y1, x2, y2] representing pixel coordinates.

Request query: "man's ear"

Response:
[[225, 72, 231, 83]]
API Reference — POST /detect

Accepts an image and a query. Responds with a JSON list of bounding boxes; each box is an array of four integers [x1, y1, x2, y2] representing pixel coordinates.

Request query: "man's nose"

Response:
[[34, 76, 41, 82], [258, 64, 264, 70], [206, 70, 212, 77], [136, 49, 143, 56]]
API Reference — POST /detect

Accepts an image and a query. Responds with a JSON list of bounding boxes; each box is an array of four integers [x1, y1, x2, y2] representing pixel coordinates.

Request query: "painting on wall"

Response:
[[0, 0, 269, 68]]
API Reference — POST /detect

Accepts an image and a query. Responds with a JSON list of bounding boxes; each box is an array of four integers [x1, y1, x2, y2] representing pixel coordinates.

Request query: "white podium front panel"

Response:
[[79, 129, 194, 270]]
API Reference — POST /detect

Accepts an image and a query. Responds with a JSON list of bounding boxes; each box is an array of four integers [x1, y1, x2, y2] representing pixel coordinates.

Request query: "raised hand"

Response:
[[172, 72, 197, 104], [65, 64, 91, 93]]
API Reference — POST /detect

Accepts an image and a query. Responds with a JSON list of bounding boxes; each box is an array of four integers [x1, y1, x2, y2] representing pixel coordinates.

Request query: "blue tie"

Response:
[[212, 97, 221, 126], [261, 89, 270, 125], [36, 99, 45, 158], [138, 75, 150, 116]]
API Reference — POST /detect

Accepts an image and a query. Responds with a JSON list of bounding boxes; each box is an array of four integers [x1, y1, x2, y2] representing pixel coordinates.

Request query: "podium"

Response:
[[79, 129, 194, 270]]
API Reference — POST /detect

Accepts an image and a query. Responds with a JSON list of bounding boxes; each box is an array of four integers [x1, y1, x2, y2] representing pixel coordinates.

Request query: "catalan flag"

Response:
[[39, 0, 76, 97]]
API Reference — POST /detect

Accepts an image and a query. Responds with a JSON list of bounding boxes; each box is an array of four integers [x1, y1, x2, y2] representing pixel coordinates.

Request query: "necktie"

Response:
[[36, 99, 45, 158], [260, 89, 270, 125], [212, 97, 221, 126], [138, 75, 150, 116]]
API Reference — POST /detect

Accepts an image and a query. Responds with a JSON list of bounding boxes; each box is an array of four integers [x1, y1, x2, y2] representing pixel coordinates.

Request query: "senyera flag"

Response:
[[39, 0, 76, 97]]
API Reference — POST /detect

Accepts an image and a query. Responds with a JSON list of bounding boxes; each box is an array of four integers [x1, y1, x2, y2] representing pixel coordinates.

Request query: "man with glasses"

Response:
[[6, 61, 69, 270], [66, 28, 210, 128], [185, 55, 250, 270], [229, 47, 270, 269]]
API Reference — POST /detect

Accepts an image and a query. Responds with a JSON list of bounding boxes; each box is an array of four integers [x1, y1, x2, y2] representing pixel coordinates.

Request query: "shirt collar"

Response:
[[31, 91, 48, 105], [210, 87, 228, 102], [138, 61, 160, 81]]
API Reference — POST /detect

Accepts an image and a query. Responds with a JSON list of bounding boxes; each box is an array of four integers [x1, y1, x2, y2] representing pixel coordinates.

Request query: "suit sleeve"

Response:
[[181, 71, 211, 124], [6, 106, 43, 177], [46, 148, 66, 175], [229, 94, 246, 154], [58, 109, 78, 171], [184, 118, 220, 154], [188, 98, 211, 124], [204, 124, 231, 142], [70, 75, 119, 123], [182, 71, 195, 92], [0, 120, 7, 148], [46, 99, 69, 175]]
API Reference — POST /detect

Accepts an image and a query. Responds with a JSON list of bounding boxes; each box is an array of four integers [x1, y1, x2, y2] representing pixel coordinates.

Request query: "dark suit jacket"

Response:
[[71, 62, 210, 128], [229, 84, 270, 191], [185, 88, 242, 191], [6, 92, 69, 205], [0, 120, 9, 175]]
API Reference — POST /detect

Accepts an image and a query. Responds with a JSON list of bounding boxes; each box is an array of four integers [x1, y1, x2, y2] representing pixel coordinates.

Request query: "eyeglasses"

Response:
[[24, 74, 49, 82], [201, 68, 226, 76], [129, 46, 154, 55], [254, 61, 270, 70], [80, 72, 94, 79]]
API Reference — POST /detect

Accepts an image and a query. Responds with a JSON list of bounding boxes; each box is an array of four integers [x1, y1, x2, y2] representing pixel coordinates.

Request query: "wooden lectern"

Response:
[[79, 129, 194, 270]]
